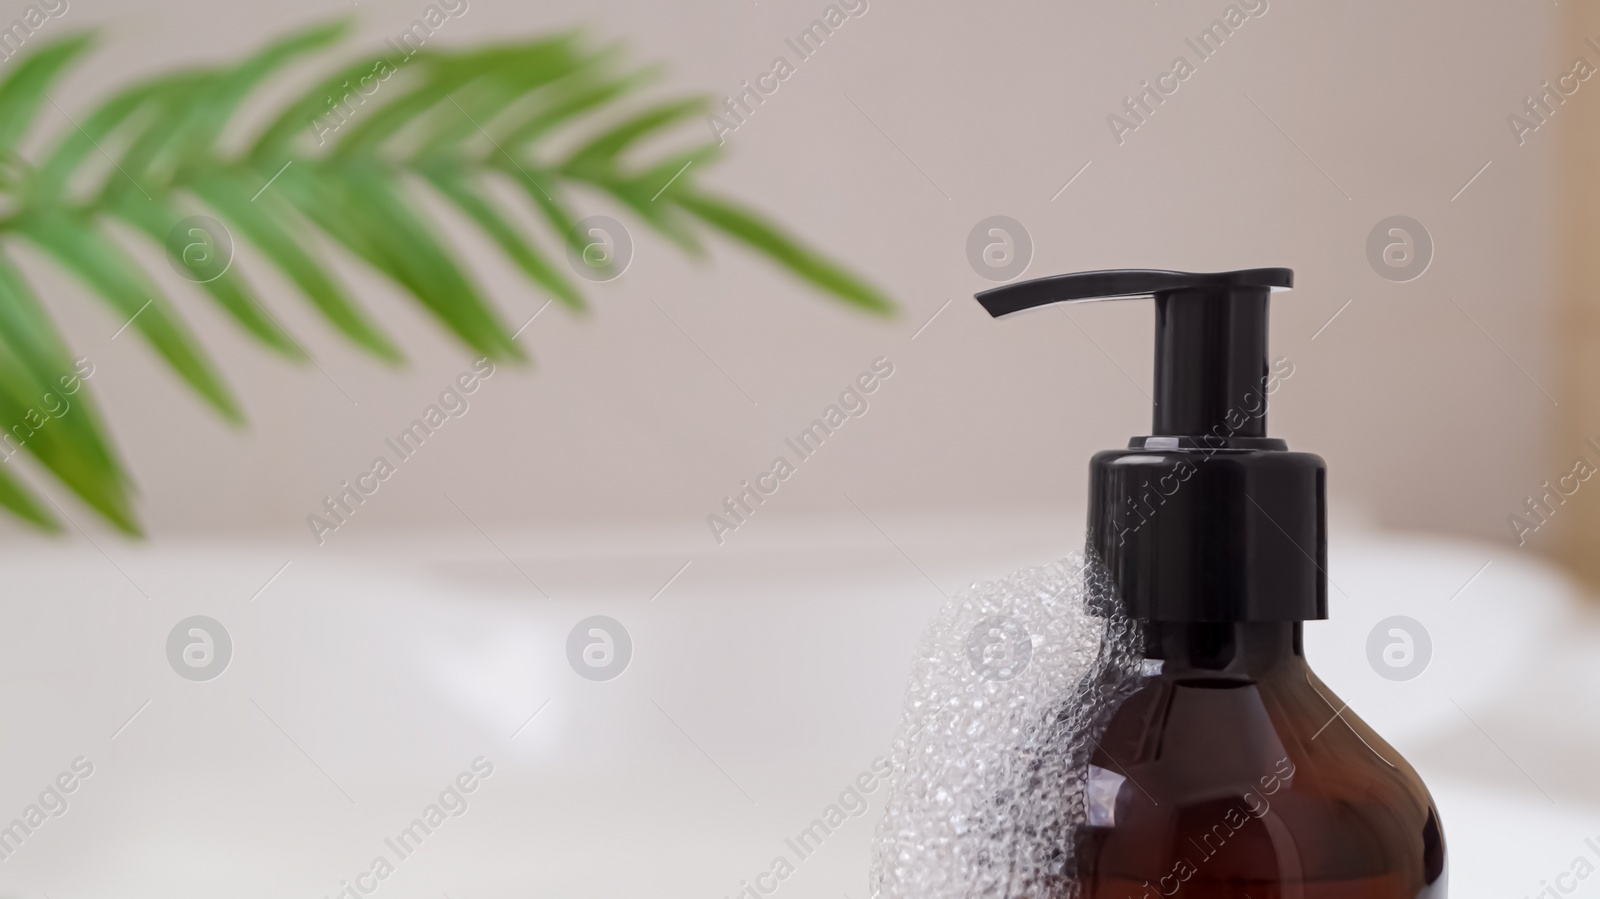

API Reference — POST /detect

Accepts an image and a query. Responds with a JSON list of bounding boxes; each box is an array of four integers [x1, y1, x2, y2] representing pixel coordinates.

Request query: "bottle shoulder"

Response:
[[1078, 664, 1447, 898]]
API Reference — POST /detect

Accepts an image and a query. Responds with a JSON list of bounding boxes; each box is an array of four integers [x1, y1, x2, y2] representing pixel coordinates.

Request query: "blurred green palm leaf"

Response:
[[0, 24, 893, 535]]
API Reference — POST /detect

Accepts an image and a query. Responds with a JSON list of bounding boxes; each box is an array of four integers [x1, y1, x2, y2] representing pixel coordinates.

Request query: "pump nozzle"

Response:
[[974, 267, 1324, 624], [976, 268, 1292, 439]]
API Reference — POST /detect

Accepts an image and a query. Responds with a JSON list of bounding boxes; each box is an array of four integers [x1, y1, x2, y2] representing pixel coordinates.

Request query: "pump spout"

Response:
[[975, 268, 1292, 439]]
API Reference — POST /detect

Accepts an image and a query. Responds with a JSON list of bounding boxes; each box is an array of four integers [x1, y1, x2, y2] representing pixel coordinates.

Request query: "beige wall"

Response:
[[10, 0, 1566, 556], [1560, 2, 1600, 588]]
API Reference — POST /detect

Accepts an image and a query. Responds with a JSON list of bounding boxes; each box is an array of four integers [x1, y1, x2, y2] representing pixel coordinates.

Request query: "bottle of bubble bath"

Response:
[[974, 268, 1447, 898]]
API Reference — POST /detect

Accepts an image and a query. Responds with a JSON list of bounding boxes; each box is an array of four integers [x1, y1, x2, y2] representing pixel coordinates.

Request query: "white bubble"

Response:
[[869, 552, 1145, 899]]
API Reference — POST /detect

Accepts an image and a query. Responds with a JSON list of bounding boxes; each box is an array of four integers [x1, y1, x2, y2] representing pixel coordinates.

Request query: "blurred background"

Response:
[[2, 0, 1598, 896]]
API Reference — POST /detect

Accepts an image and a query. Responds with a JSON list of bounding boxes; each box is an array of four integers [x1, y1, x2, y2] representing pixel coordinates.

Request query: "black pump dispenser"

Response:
[[976, 268, 1326, 623]]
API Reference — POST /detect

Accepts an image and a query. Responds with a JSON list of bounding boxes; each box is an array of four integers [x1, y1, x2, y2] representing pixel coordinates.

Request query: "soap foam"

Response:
[[869, 552, 1144, 899]]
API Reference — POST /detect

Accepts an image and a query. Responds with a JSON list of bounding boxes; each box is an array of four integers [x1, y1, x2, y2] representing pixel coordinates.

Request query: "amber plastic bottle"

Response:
[[975, 268, 1447, 898], [1078, 621, 1446, 898]]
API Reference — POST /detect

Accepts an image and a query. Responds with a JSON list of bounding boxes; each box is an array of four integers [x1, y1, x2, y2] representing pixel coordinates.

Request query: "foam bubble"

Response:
[[869, 552, 1144, 899]]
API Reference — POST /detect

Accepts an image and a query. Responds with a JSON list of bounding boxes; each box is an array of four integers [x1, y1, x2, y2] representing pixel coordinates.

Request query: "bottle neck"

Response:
[[1140, 621, 1305, 677]]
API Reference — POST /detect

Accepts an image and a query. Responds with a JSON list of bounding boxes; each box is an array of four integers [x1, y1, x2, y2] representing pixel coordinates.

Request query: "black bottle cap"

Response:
[[975, 269, 1327, 623]]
